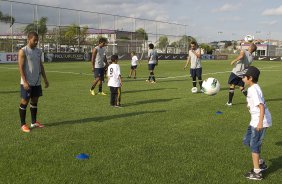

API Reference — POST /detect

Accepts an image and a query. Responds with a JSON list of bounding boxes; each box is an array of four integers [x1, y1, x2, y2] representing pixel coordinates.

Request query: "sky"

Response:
[[1, 0, 282, 42]]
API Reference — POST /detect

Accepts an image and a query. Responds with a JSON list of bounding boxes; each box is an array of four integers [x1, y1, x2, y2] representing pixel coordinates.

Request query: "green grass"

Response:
[[0, 59, 282, 184]]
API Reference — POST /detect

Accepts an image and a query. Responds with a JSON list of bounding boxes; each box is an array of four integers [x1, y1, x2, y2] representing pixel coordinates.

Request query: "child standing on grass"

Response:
[[107, 55, 122, 107], [128, 51, 139, 79], [242, 66, 272, 181]]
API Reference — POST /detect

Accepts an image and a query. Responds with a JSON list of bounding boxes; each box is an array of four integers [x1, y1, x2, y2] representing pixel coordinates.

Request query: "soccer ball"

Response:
[[202, 78, 220, 95], [191, 87, 198, 93], [244, 35, 254, 43]]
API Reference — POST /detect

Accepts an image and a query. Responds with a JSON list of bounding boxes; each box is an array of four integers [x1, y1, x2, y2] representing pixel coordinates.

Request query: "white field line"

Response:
[[0, 65, 281, 80]]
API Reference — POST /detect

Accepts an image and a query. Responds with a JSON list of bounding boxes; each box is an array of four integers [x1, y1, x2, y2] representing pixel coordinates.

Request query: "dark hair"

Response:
[[245, 75, 259, 83], [149, 43, 154, 49], [190, 41, 197, 46], [27, 31, 38, 39], [111, 54, 118, 62], [99, 37, 108, 44]]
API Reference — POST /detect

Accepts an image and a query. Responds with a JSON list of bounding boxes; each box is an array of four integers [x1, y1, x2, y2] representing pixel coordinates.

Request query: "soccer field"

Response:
[[0, 59, 282, 183]]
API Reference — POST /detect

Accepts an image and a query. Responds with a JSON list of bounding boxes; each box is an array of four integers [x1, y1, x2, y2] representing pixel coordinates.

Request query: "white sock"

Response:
[[254, 168, 261, 174]]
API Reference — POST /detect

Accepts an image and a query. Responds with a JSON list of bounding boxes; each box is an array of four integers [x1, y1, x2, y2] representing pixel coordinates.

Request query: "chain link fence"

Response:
[[0, 0, 188, 57]]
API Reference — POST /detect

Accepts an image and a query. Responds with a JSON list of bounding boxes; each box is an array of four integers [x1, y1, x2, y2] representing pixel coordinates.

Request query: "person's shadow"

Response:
[[47, 110, 166, 127], [264, 141, 282, 178]]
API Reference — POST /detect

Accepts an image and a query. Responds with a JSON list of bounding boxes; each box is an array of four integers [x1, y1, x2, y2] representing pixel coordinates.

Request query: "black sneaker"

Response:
[[244, 171, 263, 180], [260, 162, 268, 172]]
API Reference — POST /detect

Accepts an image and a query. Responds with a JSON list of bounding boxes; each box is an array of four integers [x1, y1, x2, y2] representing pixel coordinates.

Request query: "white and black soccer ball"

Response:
[[202, 78, 220, 95], [244, 35, 254, 43], [191, 87, 198, 94]]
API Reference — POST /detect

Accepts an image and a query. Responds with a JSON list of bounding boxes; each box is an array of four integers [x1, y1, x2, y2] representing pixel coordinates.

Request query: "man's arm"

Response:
[[40, 61, 49, 88], [192, 48, 201, 58], [230, 50, 244, 65], [184, 55, 191, 69], [91, 48, 97, 71], [18, 49, 29, 90]]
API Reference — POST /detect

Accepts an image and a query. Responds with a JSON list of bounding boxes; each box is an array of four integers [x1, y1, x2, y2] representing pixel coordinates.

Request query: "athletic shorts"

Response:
[[148, 64, 155, 71], [20, 85, 42, 99], [94, 68, 105, 80], [228, 72, 244, 87], [190, 68, 202, 78], [131, 65, 137, 70], [243, 126, 267, 153]]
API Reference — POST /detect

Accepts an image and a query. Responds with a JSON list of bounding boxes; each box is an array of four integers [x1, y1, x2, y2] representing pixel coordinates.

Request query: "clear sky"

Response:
[[1, 0, 282, 42]]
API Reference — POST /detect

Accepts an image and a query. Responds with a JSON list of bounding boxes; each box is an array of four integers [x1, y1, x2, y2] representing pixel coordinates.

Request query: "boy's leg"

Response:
[[110, 87, 116, 106], [134, 69, 136, 79], [117, 87, 121, 106], [151, 71, 156, 82]]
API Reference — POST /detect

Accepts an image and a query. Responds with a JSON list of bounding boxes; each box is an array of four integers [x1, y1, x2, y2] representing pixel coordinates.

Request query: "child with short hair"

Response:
[[242, 66, 272, 180], [107, 55, 122, 107], [128, 51, 139, 79]]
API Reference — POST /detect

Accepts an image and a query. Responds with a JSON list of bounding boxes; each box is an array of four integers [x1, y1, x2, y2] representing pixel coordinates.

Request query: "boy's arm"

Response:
[[256, 103, 265, 131], [230, 50, 244, 65], [119, 75, 122, 86], [91, 48, 97, 72]]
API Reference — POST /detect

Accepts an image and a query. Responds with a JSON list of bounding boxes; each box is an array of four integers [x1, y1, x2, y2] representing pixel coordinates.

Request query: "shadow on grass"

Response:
[[124, 98, 181, 107], [0, 90, 19, 94], [123, 88, 177, 94], [234, 97, 282, 106], [275, 141, 282, 146], [47, 110, 166, 127], [264, 155, 282, 178], [266, 98, 282, 103]]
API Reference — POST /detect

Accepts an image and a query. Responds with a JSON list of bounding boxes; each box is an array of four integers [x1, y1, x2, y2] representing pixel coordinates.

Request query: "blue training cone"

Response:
[[76, 153, 89, 160], [216, 111, 223, 115]]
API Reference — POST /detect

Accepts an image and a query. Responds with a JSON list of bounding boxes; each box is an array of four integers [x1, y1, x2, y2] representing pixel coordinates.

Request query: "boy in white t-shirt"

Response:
[[242, 66, 272, 181], [107, 55, 122, 107], [128, 51, 139, 79]]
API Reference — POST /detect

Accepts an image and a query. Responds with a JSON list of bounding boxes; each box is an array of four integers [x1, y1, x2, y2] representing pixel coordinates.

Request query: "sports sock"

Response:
[[98, 86, 102, 92], [254, 168, 261, 174], [228, 88, 235, 103], [241, 88, 247, 96], [148, 76, 151, 81], [199, 80, 203, 89], [19, 104, 27, 126], [30, 103, 37, 124], [90, 85, 95, 90], [152, 76, 156, 82]]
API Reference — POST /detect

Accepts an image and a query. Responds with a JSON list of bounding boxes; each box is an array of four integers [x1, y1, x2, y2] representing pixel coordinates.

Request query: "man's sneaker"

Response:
[[21, 124, 30, 133], [244, 170, 262, 180], [90, 89, 96, 96], [226, 102, 232, 107], [98, 92, 107, 96], [30, 121, 45, 128], [151, 81, 156, 84], [146, 79, 150, 82]]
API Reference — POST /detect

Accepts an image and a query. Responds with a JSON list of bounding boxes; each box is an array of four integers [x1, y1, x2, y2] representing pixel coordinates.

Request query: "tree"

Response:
[[135, 28, 148, 41], [64, 24, 88, 52], [24, 17, 48, 51], [0, 11, 15, 26], [157, 35, 169, 52]]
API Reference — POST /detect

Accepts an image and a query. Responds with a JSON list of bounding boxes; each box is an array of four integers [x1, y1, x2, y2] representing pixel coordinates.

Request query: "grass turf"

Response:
[[0, 59, 282, 183]]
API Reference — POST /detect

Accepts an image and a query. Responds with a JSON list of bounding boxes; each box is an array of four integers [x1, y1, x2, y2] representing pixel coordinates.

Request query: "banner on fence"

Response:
[[44, 53, 86, 62], [0, 53, 18, 63]]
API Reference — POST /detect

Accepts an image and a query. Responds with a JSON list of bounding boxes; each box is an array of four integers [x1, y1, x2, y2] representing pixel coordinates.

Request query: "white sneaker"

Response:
[[226, 102, 232, 107]]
